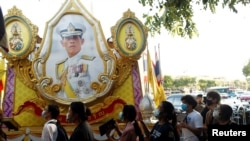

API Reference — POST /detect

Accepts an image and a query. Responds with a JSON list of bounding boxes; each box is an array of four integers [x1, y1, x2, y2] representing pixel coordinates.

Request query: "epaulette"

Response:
[[81, 55, 96, 61], [56, 58, 68, 65]]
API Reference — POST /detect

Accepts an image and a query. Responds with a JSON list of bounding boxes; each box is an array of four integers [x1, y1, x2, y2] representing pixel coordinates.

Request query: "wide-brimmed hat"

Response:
[[58, 22, 86, 38]]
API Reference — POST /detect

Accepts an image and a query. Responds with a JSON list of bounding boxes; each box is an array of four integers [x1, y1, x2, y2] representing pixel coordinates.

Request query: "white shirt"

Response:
[[41, 119, 58, 141], [182, 110, 203, 141]]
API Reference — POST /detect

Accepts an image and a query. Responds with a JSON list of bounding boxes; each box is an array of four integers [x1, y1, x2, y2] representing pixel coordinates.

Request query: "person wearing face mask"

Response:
[[204, 90, 221, 126], [139, 101, 180, 141], [106, 104, 144, 141], [214, 104, 237, 126], [66, 101, 94, 141], [41, 104, 67, 141], [177, 95, 203, 141], [194, 94, 205, 114], [201, 90, 221, 141]]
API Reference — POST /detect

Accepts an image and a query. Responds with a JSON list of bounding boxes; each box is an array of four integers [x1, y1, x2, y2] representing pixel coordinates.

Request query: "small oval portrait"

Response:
[[5, 19, 32, 57], [116, 19, 146, 57], [9, 22, 24, 51]]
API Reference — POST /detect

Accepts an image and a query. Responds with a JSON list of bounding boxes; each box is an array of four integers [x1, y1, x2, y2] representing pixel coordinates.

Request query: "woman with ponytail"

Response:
[[66, 101, 94, 141], [140, 101, 180, 141], [106, 104, 144, 141]]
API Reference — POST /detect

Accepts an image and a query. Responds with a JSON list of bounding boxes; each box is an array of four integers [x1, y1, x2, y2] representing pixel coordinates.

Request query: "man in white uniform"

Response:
[[56, 22, 95, 99]]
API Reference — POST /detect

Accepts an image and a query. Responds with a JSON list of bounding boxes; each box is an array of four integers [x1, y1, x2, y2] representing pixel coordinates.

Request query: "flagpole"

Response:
[[145, 43, 149, 94], [142, 52, 147, 95], [143, 43, 149, 94]]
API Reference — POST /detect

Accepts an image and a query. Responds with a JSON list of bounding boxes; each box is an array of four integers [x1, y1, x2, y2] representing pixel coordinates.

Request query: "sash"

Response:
[[64, 79, 78, 98]]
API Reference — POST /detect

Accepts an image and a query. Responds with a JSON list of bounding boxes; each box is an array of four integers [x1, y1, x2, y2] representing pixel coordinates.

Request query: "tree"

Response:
[[206, 80, 216, 88], [163, 75, 174, 88], [138, 0, 250, 38], [172, 76, 196, 89], [198, 79, 207, 91], [198, 79, 216, 91], [242, 59, 250, 89], [243, 59, 250, 78]]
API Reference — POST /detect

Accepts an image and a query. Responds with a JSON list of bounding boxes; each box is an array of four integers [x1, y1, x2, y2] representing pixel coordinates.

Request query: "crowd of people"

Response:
[[40, 102, 94, 141], [0, 90, 239, 141], [39, 101, 181, 141]]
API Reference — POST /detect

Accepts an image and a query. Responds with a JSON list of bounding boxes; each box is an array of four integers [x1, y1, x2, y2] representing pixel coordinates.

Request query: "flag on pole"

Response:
[[154, 44, 162, 85], [0, 6, 9, 52], [147, 48, 166, 107], [142, 52, 149, 93], [147, 49, 154, 90], [142, 52, 148, 82]]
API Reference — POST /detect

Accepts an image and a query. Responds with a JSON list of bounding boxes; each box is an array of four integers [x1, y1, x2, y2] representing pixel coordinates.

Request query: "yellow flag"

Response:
[[147, 49, 166, 107], [147, 49, 153, 88], [0, 58, 5, 78]]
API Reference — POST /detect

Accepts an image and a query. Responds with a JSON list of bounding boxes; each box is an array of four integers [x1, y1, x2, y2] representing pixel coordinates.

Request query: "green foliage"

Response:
[[172, 76, 196, 88], [198, 79, 216, 91], [242, 59, 250, 89], [242, 59, 250, 78], [233, 80, 247, 89], [162, 75, 246, 90], [163, 75, 174, 88], [138, 0, 250, 38]]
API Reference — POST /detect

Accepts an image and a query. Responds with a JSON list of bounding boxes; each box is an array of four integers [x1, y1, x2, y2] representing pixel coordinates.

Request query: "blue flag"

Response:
[[0, 6, 9, 52]]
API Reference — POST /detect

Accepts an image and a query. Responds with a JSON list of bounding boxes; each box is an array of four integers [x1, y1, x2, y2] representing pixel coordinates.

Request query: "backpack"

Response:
[[48, 121, 69, 141]]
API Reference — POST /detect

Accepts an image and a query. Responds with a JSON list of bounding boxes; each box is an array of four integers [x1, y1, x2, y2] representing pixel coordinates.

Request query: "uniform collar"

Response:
[[66, 51, 82, 67]]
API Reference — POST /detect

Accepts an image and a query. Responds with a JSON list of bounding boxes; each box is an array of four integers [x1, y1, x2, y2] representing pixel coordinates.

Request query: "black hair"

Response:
[[197, 94, 203, 98], [219, 104, 233, 122], [159, 101, 177, 125], [181, 95, 197, 108], [107, 37, 113, 43], [70, 101, 91, 121], [206, 90, 221, 104], [122, 105, 144, 141], [122, 105, 137, 122], [48, 104, 60, 119], [158, 101, 180, 141]]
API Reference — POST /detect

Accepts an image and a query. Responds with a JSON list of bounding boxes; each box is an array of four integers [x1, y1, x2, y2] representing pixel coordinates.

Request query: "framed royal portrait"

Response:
[[112, 10, 148, 60], [32, 0, 116, 104], [3, 6, 38, 59]]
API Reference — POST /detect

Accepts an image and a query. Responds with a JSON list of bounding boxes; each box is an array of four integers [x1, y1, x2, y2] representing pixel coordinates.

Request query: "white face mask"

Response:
[[212, 108, 220, 119], [66, 113, 71, 123], [153, 109, 160, 118], [118, 112, 123, 120], [41, 110, 46, 119]]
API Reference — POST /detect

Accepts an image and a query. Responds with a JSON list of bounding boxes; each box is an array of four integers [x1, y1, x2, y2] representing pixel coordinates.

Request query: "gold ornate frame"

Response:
[[0, 6, 38, 90], [32, 0, 117, 105], [2, 6, 38, 60], [111, 9, 148, 61]]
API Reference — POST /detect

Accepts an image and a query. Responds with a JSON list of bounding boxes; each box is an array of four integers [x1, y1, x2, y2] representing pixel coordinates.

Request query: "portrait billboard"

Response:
[[33, 2, 116, 104]]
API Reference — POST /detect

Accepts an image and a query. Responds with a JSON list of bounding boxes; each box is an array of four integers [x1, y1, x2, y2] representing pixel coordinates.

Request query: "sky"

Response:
[[1, 0, 250, 81]]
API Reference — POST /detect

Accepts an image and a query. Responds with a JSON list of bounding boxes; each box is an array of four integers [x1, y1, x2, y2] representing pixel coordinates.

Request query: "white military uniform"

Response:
[[56, 51, 95, 99]]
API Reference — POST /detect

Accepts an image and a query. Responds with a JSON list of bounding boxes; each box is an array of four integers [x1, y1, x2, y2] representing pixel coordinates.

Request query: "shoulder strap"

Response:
[[48, 121, 57, 125], [49, 121, 69, 141]]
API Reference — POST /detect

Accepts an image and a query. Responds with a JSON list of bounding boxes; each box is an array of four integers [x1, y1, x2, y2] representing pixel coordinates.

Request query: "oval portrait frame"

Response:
[[2, 6, 38, 60], [116, 18, 146, 58], [5, 17, 32, 57]]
